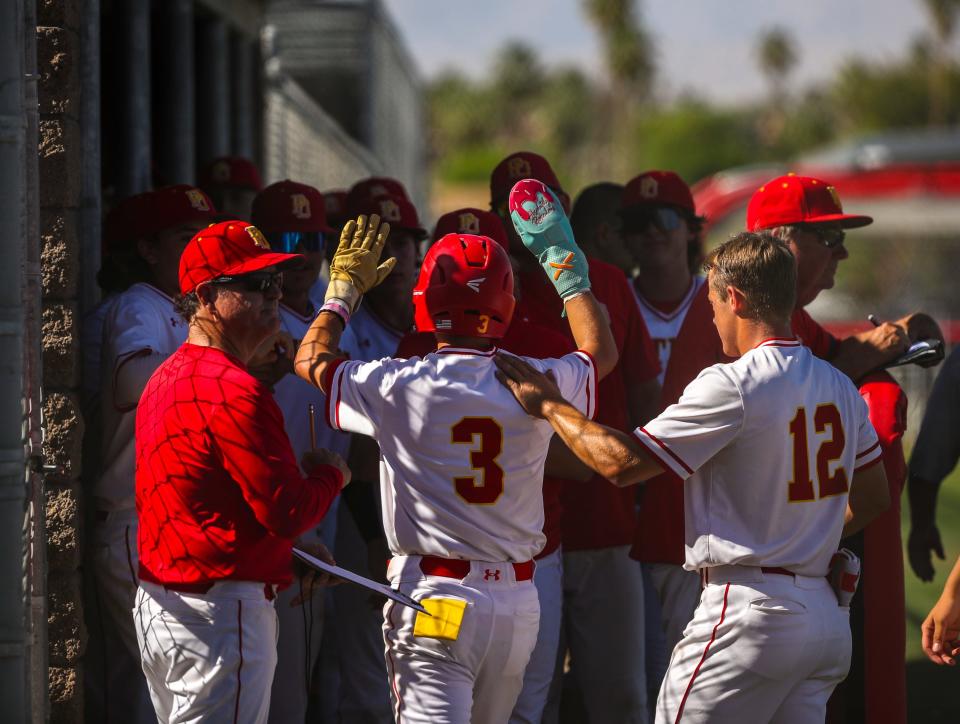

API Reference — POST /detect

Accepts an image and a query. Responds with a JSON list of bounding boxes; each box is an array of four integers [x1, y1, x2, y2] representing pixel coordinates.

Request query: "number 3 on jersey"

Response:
[[787, 403, 849, 502], [451, 417, 504, 505]]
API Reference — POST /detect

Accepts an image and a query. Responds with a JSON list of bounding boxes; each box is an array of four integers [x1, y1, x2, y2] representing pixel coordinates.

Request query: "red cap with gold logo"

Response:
[[621, 171, 696, 214], [251, 180, 333, 234], [178, 220, 304, 294], [345, 176, 410, 212], [747, 174, 873, 231], [103, 185, 216, 255], [431, 207, 509, 249], [346, 193, 427, 239], [490, 151, 563, 206], [198, 156, 263, 192]]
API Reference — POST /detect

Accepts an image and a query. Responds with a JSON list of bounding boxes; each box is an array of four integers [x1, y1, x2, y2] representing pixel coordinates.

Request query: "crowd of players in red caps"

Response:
[[82, 148, 952, 724]]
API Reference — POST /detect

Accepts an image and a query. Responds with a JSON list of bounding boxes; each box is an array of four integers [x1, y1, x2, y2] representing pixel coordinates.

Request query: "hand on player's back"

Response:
[[301, 448, 352, 489], [494, 352, 564, 419]]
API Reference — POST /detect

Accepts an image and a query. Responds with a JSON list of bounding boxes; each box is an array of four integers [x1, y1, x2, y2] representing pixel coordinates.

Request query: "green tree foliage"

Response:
[[921, 0, 960, 123], [756, 27, 798, 100]]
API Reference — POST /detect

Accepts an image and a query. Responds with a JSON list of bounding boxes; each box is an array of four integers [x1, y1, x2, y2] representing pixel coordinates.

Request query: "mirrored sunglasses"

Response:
[[210, 270, 283, 293], [623, 206, 683, 233], [265, 231, 325, 253]]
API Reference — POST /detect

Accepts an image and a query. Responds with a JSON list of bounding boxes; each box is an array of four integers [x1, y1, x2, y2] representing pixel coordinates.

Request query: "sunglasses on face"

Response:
[[624, 206, 684, 234], [209, 271, 283, 293], [803, 225, 846, 249], [265, 231, 325, 253]]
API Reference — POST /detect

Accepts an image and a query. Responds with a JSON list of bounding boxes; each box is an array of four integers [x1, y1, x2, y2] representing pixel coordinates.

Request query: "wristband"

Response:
[[320, 298, 351, 327]]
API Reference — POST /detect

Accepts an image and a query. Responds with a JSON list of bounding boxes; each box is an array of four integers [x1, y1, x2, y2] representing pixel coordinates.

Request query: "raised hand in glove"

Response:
[[508, 178, 590, 306], [325, 213, 397, 315]]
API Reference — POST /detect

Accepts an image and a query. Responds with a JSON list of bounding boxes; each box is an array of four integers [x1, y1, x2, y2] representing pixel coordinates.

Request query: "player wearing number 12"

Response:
[[294, 186, 617, 724], [495, 232, 891, 723]]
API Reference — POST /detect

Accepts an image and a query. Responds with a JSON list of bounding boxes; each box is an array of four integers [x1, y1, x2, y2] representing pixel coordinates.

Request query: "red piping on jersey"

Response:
[[674, 582, 730, 723], [322, 358, 347, 430], [854, 454, 884, 474], [575, 349, 599, 420], [233, 600, 244, 724], [435, 346, 499, 357], [384, 600, 403, 723], [856, 441, 880, 459], [637, 427, 695, 476], [754, 337, 801, 349]]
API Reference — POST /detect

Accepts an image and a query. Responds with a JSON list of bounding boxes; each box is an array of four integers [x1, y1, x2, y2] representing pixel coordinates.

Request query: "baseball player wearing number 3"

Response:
[[496, 232, 892, 724], [294, 180, 618, 723]]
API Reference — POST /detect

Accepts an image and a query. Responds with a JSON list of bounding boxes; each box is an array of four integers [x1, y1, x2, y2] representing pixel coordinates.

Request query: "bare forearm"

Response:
[[294, 311, 345, 393], [564, 292, 618, 380], [541, 399, 661, 486], [832, 334, 894, 382], [841, 464, 891, 537], [908, 475, 939, 528]]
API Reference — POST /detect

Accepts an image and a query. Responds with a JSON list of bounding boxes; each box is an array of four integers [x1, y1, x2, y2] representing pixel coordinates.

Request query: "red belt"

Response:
[[419, 555, 534, 581], [161, 581, 277, 601]]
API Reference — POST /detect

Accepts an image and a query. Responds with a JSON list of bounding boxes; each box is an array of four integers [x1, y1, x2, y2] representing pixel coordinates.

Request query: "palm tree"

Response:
[[922, 0, 960, 124], [756, 27, 798, 104]]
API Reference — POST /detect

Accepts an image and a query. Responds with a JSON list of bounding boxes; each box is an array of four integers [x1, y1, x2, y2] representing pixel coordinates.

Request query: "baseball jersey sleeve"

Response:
[[102, 292, 173, 411], [323, 357, 391, 436], [909, 346, 960, 484], [633, 366, 744, 480], [210, 385, 342, 539], [531, 350, 599, 420], [853, 395, 884, 472]]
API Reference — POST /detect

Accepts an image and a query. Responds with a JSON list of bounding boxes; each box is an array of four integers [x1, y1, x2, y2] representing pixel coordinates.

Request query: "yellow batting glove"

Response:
[[325, 214, 397, 313]]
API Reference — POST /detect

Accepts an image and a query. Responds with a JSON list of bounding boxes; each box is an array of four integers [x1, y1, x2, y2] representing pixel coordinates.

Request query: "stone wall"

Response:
[[37, 0, 85, 721]]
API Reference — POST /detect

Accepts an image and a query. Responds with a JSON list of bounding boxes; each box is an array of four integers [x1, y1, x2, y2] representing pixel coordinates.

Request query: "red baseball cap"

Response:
[[323, 189, 349, 228], [490, 151, 563, 204], [198, 157, 263, 192], [251, 180, 334, 234], [747, 174, 873, 231], [621, 171, 695, 214], [431, 208, 509, 249], [347, 193, 427, 239], [345, 176, 410, 212], [103, 185, 217, 255], [178, 220, 303, 294]]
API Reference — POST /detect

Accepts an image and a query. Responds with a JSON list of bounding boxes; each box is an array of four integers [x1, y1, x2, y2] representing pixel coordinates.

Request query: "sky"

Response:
[[381, 0, 933, 104]]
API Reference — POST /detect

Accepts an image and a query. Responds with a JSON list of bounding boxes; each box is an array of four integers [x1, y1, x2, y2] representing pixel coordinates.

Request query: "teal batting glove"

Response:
[[509, 179, 591, 305]]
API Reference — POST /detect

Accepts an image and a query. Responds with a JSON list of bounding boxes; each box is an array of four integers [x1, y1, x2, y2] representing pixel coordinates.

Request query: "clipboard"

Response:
[[292, 547, 429, 614]]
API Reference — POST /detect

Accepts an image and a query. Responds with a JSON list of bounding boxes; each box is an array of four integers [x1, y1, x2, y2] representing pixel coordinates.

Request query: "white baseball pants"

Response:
[[509, 548, 563, 724], [656, 567, 851, 724], [383, 555, 540, 724], [134, 580, 278, 724]]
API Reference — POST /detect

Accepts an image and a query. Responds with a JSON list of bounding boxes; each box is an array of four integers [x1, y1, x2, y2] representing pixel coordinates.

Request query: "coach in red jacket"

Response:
[[133, 220, 350, 724]]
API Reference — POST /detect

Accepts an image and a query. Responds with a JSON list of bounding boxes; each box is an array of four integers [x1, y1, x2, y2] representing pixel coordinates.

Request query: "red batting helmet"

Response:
[[412, 233, 515, 339]]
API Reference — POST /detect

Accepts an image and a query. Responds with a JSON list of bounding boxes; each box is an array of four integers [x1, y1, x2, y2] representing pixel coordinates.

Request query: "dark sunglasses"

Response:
[[801, 225, 846, 249], [265, 231, 325, 253], [209, 271, 283, 293], [623, 206, 683, 233]]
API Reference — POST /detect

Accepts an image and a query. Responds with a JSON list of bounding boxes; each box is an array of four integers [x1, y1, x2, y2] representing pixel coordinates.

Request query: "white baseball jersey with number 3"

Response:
[[326, 346, 597, 562], [634, 338, 882, 577]]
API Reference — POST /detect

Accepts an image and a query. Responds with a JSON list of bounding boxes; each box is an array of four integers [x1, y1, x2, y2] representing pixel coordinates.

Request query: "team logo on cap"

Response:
[[291, 194, 312, 219], [508, 157, 532, 179], [211, 161, 231, 183], [458, 212, 480, 234], [245, 226, 270, 249], [379, 199, 402, 222], [185, 189, 211, 211], [639, 176, 659, 199], [370, 184, 388, 197], [827, 186, 842, 210]]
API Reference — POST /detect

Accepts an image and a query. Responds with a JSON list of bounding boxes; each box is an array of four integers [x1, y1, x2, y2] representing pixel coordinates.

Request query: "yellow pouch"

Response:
[[413, 597, 468, 640]]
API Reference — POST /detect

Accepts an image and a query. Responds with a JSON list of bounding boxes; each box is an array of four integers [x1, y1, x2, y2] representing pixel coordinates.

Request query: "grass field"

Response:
[[902, 464, 960, 722]]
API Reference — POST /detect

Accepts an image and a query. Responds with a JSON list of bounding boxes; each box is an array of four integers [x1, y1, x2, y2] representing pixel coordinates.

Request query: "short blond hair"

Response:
[[704, 232, 796, 322]]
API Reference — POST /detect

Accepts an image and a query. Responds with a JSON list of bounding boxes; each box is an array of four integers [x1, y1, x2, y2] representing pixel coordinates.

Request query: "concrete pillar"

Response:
[[231, 32, 256, 160], [196, 17, 230, 164], [156, 0, 196, 185], [118, 0, 151, 196]]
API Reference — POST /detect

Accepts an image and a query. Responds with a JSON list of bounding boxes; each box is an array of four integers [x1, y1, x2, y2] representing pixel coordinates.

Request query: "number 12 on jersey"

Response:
[[451, 417, 505, 505], [787, 403, 849, 502]]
